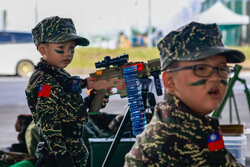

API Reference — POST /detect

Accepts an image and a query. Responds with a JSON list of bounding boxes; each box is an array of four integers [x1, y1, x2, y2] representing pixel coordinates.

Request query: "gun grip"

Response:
[[89, 89, 106, 113]]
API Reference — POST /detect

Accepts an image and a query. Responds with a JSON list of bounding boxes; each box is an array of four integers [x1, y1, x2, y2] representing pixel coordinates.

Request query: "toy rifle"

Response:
[[64, 54, 162, 166], [70, 54, 162, 113]]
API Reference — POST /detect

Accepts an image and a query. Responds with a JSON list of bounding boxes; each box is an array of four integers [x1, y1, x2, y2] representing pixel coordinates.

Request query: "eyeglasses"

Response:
[[167, 64, 234, 79]]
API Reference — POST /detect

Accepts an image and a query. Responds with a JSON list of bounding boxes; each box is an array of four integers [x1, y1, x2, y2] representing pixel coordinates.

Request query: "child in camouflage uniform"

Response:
[[25, 16, 108, 167], [124, 22, 246, 166]]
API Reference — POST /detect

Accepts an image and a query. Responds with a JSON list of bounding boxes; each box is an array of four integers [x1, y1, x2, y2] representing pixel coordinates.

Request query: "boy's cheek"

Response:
[[189, 79, 206, 86], [221, 86, 227, 96], [220, 80, 228, 95], [54, 49, 64, 54], [220, 80, 228, 86]]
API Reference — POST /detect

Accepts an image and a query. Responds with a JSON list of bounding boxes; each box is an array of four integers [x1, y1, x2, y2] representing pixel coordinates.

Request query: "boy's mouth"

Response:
[[208, 87, 220, 98], [62, 59, 70, 64]]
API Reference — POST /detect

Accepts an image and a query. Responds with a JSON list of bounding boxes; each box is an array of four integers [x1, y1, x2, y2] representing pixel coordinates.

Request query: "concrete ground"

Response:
[[0, 101, 250, 166], [0, 72, 250, 166]]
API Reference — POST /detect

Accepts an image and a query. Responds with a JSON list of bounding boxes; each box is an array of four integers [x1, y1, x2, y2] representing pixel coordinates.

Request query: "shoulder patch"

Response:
[[38, 84, 51, 97], [207, 131, 225, 152]]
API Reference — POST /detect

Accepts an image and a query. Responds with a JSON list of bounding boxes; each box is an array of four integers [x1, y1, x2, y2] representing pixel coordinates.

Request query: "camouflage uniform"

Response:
[[125, 22, 245, 166], [125, 94, 244, 167], [25, 120, 39, 157], [26, 60, 89, 166], [25, 16, 90, 167]]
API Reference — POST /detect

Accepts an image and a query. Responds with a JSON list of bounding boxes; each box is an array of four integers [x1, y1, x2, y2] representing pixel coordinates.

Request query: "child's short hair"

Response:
[[157, 22, 245, 71], [32, 16, 89, 47]]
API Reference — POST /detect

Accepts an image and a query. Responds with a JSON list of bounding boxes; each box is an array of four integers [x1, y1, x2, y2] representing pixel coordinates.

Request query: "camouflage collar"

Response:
[[164, 93, 182, 107], [35, 59, 71, 79], [36, 58, 56, 70]]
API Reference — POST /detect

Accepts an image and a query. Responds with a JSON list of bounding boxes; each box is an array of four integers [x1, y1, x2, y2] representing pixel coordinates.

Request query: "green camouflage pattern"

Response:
[[32, 16, 89, 46], [124, 93, 243, 167], [25, 120, 40, 158], [157, 22, 245, 71], [25, 60, 88, 166], [0, 150, 34, 165]]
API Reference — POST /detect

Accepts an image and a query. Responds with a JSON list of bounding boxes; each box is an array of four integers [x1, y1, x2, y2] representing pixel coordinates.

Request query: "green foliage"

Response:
[[68, 47, 160, 69]]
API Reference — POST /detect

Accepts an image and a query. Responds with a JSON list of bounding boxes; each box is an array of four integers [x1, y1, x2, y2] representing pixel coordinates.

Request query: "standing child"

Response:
[[26, 16, 108, 167], [124, 22, 245, 166]]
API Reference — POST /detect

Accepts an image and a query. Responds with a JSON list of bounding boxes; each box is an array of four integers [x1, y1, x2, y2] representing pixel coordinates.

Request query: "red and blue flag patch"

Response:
[[207, 131, 225, 152], [38, 85, 51, 97]]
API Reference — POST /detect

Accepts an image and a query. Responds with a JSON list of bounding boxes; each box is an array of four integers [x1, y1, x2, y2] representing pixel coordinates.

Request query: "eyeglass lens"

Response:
[[194, 64, 231, 78]]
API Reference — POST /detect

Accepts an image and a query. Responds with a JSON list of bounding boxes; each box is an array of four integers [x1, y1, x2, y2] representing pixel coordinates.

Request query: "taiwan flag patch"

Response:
[[38, 85, 51, 97], [207, 131, 225, 152]]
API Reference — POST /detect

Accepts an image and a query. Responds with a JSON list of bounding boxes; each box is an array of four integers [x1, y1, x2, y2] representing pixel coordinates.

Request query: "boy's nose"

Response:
[[209, 69, 221, 80], [65, 50, 74, 56]]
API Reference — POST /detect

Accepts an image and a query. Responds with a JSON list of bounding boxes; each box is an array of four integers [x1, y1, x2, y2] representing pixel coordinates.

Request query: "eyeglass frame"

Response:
[[166, 64, 234, 79]]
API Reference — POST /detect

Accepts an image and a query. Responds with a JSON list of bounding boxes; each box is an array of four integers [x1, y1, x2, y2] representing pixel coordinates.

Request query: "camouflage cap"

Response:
[[32, 16, 89, 46], [157, 21, 245, 71]]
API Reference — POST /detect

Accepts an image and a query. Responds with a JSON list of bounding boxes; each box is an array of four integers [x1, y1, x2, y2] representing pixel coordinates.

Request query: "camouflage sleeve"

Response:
[[36, 83, 67, 157], [124, 141, 149, 167], [124, 123, 181, 167], [25, 120, 39, 157], [225, 149, 245, 167]]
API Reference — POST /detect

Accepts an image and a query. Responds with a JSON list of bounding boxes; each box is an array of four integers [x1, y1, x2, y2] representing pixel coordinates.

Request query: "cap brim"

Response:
[[75, 36, 90, 46], [56, 33, 90, 46], [179, 47, 245, 63]]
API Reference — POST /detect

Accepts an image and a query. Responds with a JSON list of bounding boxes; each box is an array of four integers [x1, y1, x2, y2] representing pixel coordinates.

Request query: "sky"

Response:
[[0, 0, 201, 39]]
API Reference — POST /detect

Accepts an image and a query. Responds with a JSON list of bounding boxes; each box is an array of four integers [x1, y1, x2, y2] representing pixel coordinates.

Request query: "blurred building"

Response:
[[201, 0, 250, 46]]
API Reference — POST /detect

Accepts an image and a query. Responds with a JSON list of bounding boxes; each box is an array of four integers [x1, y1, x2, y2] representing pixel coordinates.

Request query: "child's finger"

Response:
[[102, 98, 109, 103]]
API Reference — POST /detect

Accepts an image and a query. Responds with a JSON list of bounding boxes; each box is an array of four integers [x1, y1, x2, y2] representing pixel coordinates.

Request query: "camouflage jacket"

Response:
[[124, 93, 243, 167], [25, 60, 88, 165]]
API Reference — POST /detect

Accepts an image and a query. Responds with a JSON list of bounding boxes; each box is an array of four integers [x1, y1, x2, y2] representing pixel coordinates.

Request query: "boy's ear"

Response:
[[162, 71, 175, 92], [37, 43, 46, 55]]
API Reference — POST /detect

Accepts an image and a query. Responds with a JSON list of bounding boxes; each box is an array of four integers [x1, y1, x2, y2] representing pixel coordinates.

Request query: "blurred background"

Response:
[[1, 0, 250, 75], [0, 0, 250, 48]]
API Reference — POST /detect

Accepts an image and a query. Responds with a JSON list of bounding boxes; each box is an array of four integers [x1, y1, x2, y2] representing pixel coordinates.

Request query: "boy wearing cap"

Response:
[[25, 16, 108, 167], [124, 22, 245, 166]]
